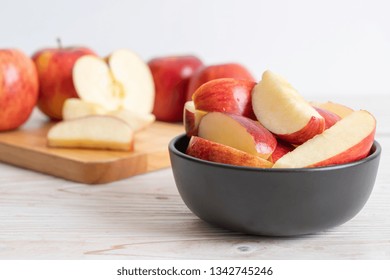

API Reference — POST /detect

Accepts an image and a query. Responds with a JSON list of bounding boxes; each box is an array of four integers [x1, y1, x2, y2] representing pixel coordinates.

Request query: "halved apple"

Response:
[[62, 98, 108, 120], [73, 49, 154, 114], [187, 136, 273, 168], [273, 110, 376, 168], [183, 101, 207, 137], [193, 78, 256, 119], [313, 106, 341, 129], [47, 116, 134, 151], [198, 112, 277, 159], [310, 101, 354, 118], [252, 70, 325, 144]]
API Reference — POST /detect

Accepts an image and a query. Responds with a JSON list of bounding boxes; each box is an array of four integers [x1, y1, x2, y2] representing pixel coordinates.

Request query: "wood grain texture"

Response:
[[0, 96, 389, 260], [0, 116, 183, 184]]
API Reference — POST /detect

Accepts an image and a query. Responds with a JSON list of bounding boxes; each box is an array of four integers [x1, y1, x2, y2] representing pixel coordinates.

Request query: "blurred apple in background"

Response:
[[148, 55, 203, 122], [0, 49, 39, 131], [32, 42, 96, 120], [186, 63, 255, 101]]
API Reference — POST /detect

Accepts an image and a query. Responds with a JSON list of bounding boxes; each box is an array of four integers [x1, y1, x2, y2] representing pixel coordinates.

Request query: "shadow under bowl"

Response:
[[169, 134, 381, 236]]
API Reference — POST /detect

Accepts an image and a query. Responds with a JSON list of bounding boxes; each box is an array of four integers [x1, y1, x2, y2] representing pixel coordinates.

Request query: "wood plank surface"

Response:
[[0, 95, 389, 259], [0, 116, 183, 184]]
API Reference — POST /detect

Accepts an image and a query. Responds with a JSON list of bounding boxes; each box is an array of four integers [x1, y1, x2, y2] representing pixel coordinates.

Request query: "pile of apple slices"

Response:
[[184, 70, 376, 168], [47, 49, 155, 151]]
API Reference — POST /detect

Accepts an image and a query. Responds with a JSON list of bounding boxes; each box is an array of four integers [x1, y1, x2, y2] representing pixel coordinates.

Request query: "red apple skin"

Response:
[[0, 49, 39, 131], [275, 116, 325, 145], [269, 140, 295, 163], [184, 109, 195, 137], [310, 129, 375, 167], [314, 106, 341, 129], [186, 63, 255, 101], [186, 136, 273, 168], [148, 55, 203, 122], [193, 78, 257, 119], [32, 47, 96, 120]]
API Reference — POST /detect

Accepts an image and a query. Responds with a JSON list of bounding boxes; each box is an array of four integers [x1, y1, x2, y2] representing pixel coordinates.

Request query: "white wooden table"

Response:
[[0, 96, 389, 259]]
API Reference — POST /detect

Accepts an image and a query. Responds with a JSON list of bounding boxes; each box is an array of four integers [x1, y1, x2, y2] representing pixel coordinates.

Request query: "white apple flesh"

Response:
[[198, 112, 277, 159], [62, 98, 108, 120], [252, 70, 325, 144], [273, 110, 376, 168], [108, 49, 155, 114], [73, 49, 154, 114], [47, 116, 134, 151]]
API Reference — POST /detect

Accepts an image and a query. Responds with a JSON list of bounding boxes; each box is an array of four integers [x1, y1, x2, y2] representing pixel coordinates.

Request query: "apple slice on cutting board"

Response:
[[62, 98, 155, 132], [198, 112, 277, 159], [47, 115, 134, 151], [273, 110, 376, 168], [187, 136, 273, 168], [252, 70, 325, 144], [73, 49, 154, 114], [62, 98, 108, 120]]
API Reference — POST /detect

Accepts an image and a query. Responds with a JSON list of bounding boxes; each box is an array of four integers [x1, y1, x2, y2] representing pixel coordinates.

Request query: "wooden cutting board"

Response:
[[0, 117, 184, 184]]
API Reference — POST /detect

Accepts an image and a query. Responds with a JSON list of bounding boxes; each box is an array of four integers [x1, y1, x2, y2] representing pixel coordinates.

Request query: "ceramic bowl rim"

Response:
[[169, 134, 381, 173]]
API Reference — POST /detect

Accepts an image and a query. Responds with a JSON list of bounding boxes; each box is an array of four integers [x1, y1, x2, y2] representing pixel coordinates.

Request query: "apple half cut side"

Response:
[[183, 101, 207, 137], [252, 70, 325, 144], [73, 55, 120, 111], [108, 49, 155, 115], [73, 50, 154, 114], [47, 116, 134, 151], [273, 110, 376, 168], [310, 101, 354, 119], [62, 98, 108, 120], [198, 112, 277, 159], [186, 136, 273, 168]]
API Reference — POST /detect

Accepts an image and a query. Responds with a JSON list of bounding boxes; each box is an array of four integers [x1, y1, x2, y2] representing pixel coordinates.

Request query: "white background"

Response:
[[1, 0, 389, 97]]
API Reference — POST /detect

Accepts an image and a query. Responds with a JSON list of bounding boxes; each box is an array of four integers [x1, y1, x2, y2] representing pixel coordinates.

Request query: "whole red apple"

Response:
[[32, 45, 96, 120], [148, 55, 203, 122], [0, 49, 39, 131], [186, 63, 255, 101]]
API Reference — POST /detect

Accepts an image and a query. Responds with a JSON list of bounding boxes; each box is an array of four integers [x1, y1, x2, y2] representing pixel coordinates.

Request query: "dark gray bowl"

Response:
[[169, 134, 381, 236]]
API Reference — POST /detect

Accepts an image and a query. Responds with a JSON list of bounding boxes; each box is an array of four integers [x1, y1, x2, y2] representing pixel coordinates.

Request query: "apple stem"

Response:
[[57, 38, 63, 49]]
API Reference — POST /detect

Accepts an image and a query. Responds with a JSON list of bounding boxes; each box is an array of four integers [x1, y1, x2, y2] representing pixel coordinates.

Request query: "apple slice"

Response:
[[187, 136, 273, 168], [313, 106, 341, 129], [183, 101, 207, 137], [193, 78, 256, 119], [310, 101, 354, 118], [252, 70, 325, 144], [62, 98, 108, 120], [198, 112, 277, 159], [269, 140, 295, 163], [108, 109, 155, 132], [273, 110, 376, 168], [73, 49, 154, 114], [47, 116, 134, 151]]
